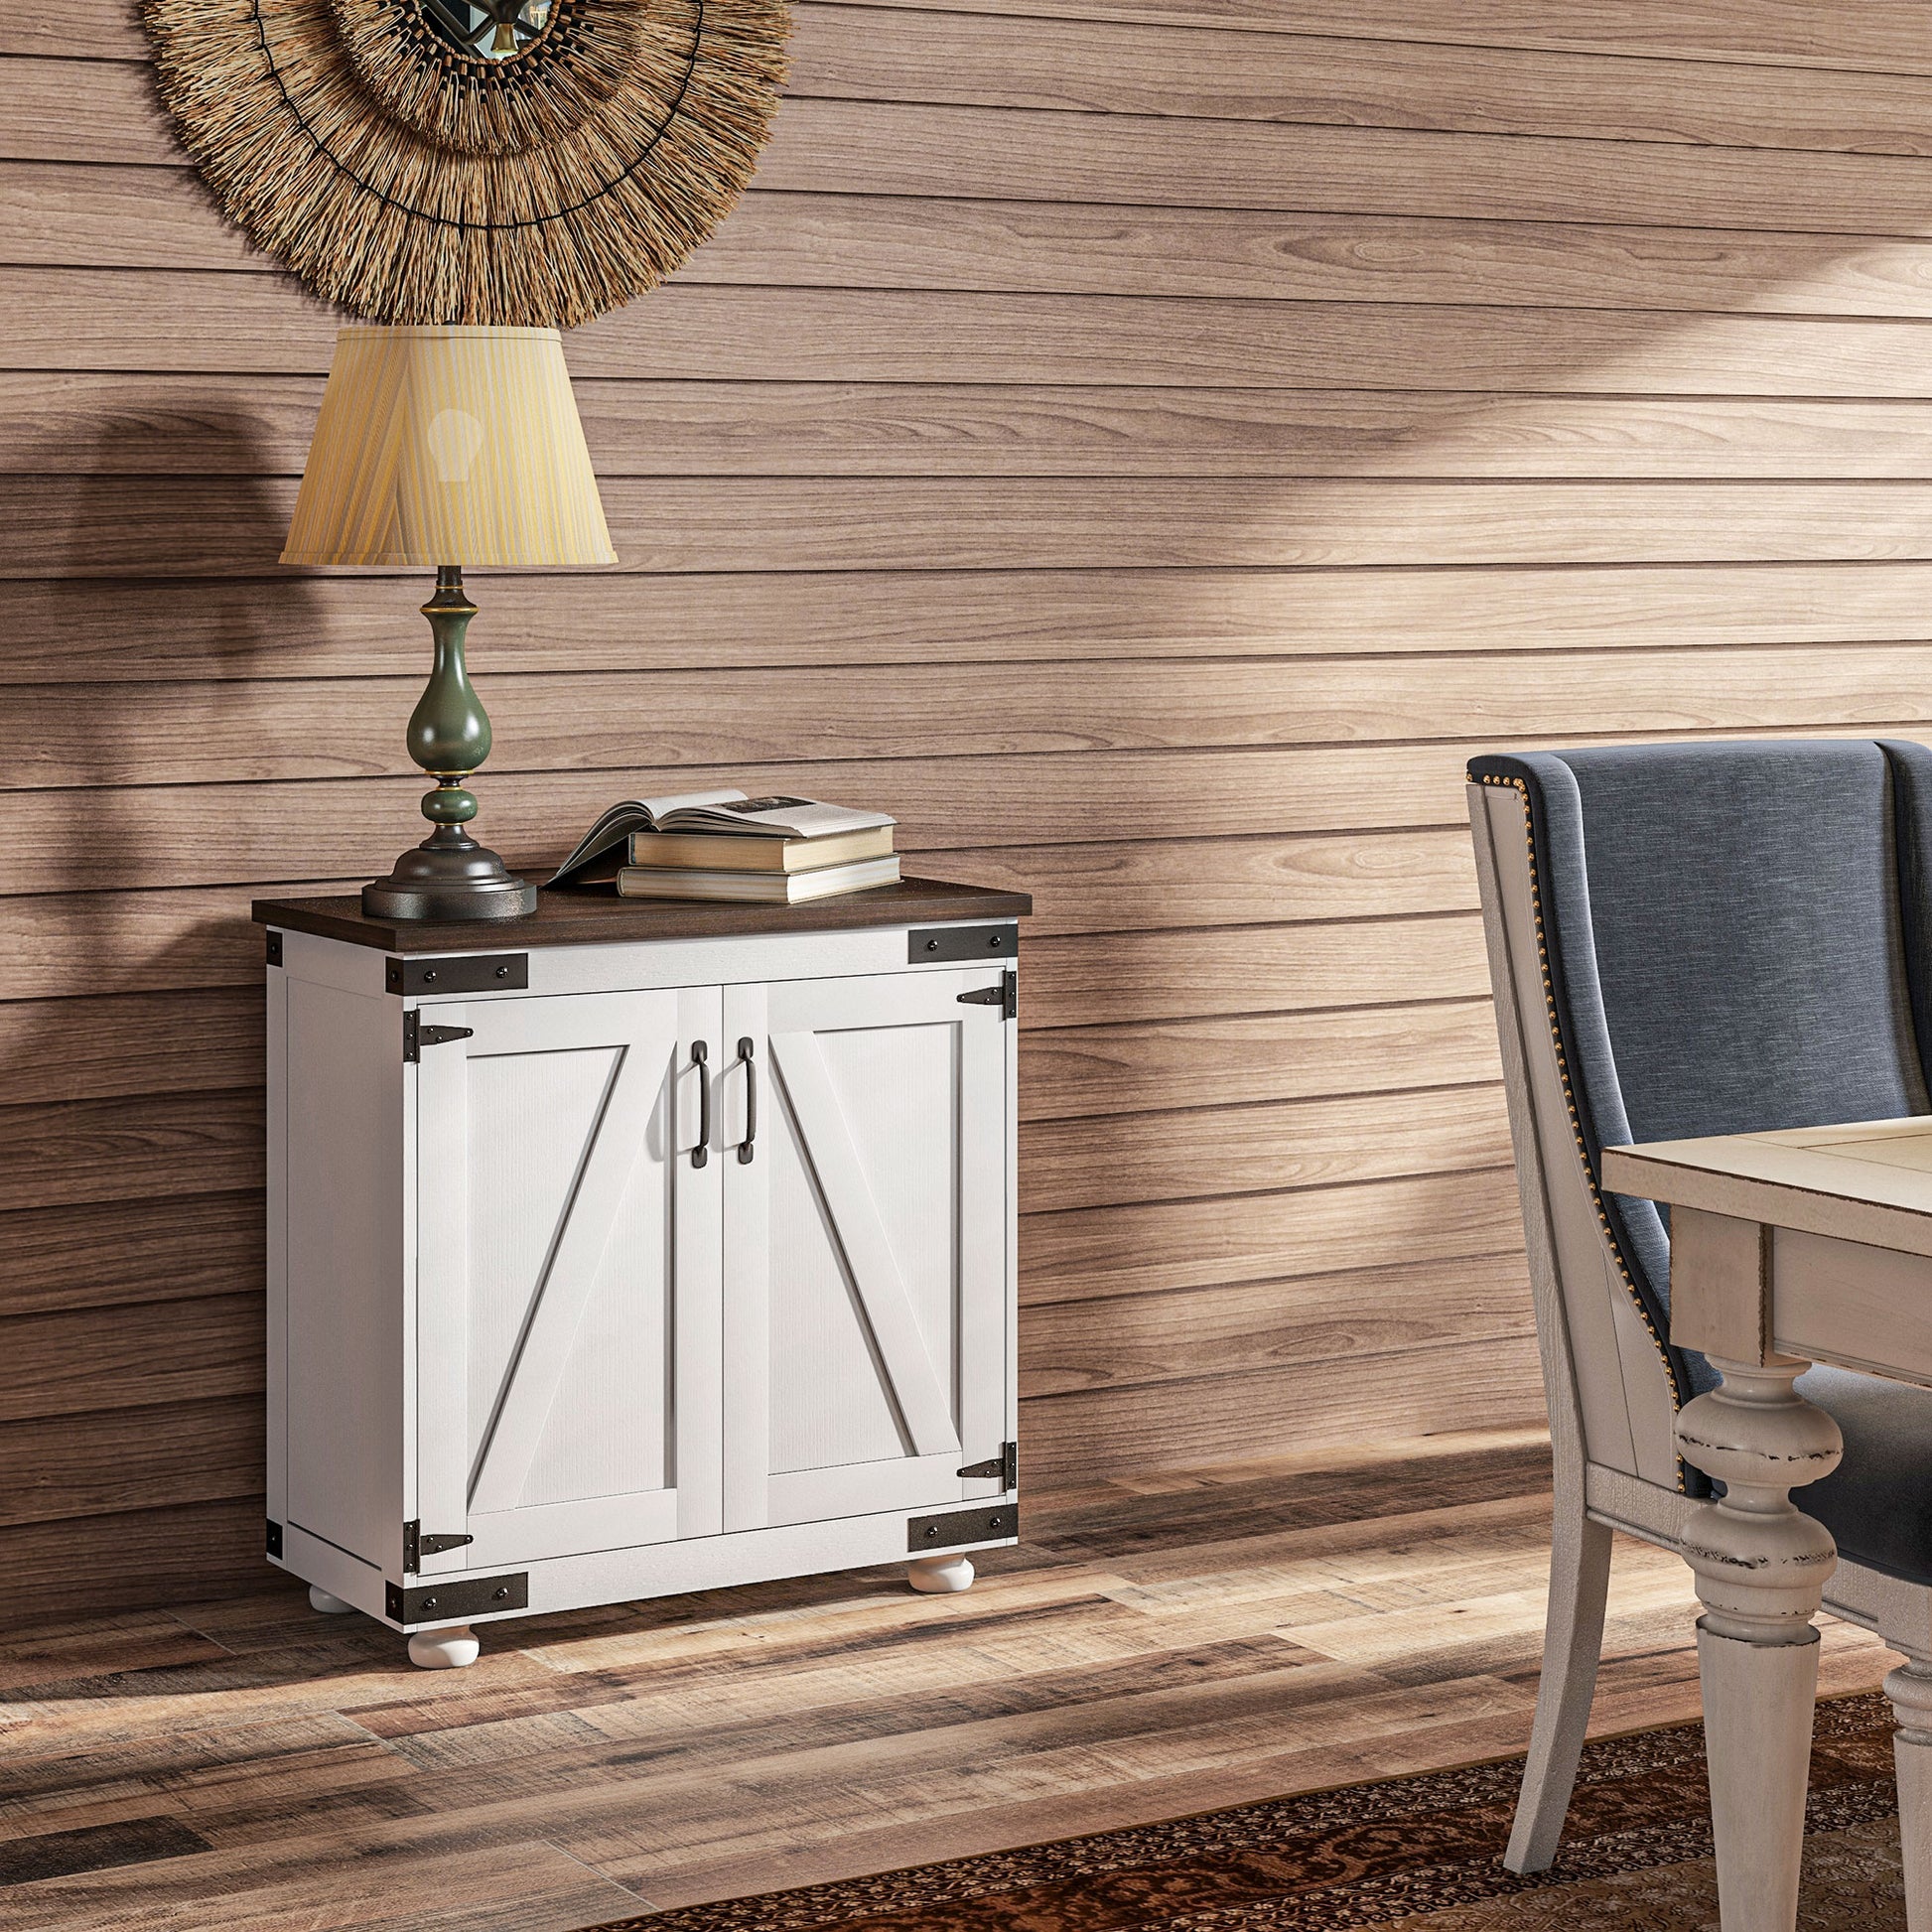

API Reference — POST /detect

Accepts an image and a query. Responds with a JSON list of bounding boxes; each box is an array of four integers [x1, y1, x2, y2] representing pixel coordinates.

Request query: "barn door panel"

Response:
[[722, 969, 1009, 1531], [414, 987, 723, 1571]]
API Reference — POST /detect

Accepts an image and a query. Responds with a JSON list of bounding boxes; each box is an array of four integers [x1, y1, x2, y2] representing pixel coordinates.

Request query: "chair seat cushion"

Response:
[[1798, 1364, 1932, 1586]]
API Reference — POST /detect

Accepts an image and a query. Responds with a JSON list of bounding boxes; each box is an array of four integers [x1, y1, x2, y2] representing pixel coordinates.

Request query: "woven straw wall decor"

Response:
[[142, 0, 790, 328]]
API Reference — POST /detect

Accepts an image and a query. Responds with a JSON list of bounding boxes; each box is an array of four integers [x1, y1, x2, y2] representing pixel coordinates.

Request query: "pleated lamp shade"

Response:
[[281, 326, 617, 568]]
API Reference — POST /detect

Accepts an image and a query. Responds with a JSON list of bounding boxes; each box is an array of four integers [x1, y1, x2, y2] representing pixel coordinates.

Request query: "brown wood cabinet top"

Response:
[[253, 877, 1032, 954]]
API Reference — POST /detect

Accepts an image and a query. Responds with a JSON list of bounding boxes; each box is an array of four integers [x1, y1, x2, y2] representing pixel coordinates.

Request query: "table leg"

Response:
[[1886, 1660, 1932, 1931], [1675, 1355, 1842, 1932]]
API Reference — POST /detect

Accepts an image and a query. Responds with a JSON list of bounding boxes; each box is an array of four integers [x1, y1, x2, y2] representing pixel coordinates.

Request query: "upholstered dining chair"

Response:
[[1468, 740, 1932, 1920]]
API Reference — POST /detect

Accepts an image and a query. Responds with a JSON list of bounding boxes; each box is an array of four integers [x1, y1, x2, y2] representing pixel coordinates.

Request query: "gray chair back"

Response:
[[1468, 740, 1932, 1489]]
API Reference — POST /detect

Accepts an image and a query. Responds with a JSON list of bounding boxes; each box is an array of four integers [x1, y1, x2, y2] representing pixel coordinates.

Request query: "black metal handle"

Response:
[[690, 1041, 710, 1169], [738, 1035, 757, 1164]]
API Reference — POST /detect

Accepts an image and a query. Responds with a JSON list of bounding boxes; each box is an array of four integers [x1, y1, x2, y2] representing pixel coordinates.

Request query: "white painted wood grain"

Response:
[[284, 979, 404, 1571]]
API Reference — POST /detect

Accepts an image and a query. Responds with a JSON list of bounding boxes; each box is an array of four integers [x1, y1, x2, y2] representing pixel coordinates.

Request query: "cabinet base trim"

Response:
[[273, 1500, 1023, 1632], [908, 1504, 1019, 1554], [385, 1573, 529, 1626]]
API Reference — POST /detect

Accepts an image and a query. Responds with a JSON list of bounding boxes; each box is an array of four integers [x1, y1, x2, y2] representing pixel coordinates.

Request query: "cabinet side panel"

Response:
[[285, 979, 403, 1566], [956, 992, 1010, 1486], [265, 960, 289, 1530]]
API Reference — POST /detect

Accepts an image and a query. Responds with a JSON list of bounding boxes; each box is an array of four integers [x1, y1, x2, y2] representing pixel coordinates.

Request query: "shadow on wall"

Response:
[[1, 396, 320, 1605], [908, 226, 1932, 1481], [13, 399, 319, 959], [911, 210, 1932, 885]]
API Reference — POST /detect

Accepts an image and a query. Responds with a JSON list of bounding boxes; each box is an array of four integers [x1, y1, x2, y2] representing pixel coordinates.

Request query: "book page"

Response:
[[659, 796, 897, 838], [547, 788, 750, 883]]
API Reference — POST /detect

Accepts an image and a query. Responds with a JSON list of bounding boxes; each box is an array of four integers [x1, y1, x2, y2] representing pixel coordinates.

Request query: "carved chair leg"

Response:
[[1505, 1510, 1613, 1873], [1676, 1356, 1842, 1932], [1887, 1658, 1932, 1931]]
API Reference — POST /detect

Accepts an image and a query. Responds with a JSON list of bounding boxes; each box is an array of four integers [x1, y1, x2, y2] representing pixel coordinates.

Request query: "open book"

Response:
[[549, 789, 897, 886]]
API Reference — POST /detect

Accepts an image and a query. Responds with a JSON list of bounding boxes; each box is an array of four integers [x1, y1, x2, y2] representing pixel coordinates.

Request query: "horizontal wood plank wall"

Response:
[[4, 1, 1924, 1622]]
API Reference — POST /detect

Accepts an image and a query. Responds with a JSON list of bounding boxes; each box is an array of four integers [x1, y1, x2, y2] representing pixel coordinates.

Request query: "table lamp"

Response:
[[282, 325, 616, 920]]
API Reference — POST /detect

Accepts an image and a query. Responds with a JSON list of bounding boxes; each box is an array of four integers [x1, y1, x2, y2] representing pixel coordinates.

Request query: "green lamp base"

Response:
[[366, 565, 536, 923], [362, 825, 536, 922]]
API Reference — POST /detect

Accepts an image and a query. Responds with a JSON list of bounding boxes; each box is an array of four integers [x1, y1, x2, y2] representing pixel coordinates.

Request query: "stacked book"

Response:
[[548, 789, 898, 903]]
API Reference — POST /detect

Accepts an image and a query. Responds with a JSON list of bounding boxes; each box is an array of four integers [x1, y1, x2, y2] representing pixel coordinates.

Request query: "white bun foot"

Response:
[[407, 1624, 481, 1669], [308, 1586, 356, 1615], [907, 1554, 975, 1594]]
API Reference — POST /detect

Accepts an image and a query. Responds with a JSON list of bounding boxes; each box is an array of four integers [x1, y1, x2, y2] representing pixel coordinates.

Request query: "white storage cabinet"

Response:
[[256, 887, 1026, 1668]]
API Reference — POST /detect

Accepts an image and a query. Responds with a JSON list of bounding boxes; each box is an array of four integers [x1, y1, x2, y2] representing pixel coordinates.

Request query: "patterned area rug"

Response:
[[593, 1692, 1906, 1930]]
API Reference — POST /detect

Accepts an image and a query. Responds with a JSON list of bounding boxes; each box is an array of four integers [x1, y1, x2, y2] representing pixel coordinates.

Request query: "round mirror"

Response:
[[418, 0, 556, 62]]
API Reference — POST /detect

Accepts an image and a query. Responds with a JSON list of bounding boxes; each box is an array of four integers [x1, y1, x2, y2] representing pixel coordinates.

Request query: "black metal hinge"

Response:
[[265, 1518, 284, 1558], [402, 1013, 475, 1062], [265, 930, 283, 967], [956, 973, 1017, 1021], [402, 1520, 475, 1574], [957, 1441, 1019, 1489]]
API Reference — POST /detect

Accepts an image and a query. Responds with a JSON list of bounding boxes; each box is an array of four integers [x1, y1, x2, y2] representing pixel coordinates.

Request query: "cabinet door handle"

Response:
[[690, 1041, 710, 1169], [737, 1036, 757, 1164]]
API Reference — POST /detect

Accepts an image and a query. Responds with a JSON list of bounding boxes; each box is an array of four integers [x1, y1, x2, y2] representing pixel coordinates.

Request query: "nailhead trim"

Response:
[[1478, 771, 1686, 1493]]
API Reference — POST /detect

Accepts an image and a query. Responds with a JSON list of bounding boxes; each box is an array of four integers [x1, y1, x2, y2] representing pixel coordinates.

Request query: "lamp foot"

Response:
[[362, 826, 535, 922]]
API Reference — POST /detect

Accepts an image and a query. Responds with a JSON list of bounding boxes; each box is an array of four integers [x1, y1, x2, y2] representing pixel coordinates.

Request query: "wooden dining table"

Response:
[[1605, 1118, 1932, 1932]]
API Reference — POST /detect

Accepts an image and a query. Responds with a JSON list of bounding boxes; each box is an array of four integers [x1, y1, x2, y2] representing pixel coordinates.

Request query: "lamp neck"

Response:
[[408, 567, 490, 816], [421, 565, 478, 659]]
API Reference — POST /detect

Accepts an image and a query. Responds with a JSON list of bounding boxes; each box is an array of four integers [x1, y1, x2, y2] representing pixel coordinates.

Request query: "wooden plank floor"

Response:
[[0, 1427, 1895, 1929]]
